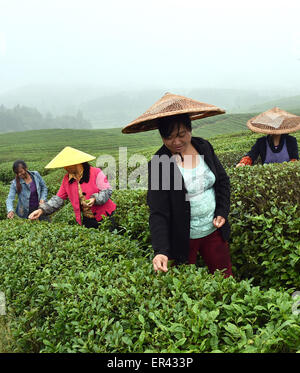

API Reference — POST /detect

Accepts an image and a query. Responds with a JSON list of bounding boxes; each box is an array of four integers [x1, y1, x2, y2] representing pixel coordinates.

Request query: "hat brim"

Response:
[[247, 118, 300, 135], [45, 156, 96, 169], [122, 108, 225, 134]]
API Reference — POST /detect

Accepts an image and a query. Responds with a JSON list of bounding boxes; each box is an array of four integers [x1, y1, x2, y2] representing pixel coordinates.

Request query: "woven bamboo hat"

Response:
[[247, 107, 300, 135], [45, 146, 96, 169], [122, 92, 225, 134]]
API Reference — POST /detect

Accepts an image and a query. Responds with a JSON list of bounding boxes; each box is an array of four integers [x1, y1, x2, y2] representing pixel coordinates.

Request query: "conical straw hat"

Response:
[[45, 146, 96, 169], [247, 107, 300, 135], [122, 92, 225, 133]]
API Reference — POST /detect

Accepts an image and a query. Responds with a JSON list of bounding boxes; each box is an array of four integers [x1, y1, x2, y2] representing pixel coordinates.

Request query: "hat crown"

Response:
[[247, 107, 300, 134]]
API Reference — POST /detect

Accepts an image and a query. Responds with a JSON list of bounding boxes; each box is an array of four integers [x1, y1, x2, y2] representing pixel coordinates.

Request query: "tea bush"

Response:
[[42, 168, 66, 197], [227, 161, 300, 214], [101, 190, 150, 247], [229, 205, 300, 289], [51, 201, 77, 225], [0, 220, 299, 353], [3, 160, 298, 292], [0, 162, 15, 184], [0, 182, 9, 220], [0, 138, 299, 353], [228, 162, 300, 289], [216, 151, 246, 168], [97, 163, 300, 291]]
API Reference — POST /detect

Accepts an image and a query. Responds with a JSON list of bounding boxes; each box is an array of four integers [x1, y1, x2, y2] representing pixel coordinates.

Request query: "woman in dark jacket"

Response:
[[236, 107, 299, 167], [236, 134, 298, 166], [122, 92, 233, 277], [147, 114, 233, 277]]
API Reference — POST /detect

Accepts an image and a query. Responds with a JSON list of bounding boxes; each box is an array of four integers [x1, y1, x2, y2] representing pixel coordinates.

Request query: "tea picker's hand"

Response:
[[7, 211, 14, 219], [213, 216, 225, 228], [28, 209, 43, 220], [86, 197, 96, 207], [153, 254, 168, 273]]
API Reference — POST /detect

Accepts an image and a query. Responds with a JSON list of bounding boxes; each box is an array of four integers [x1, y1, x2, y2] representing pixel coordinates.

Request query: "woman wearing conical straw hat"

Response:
[[28, 147, 116, 228], [122, 92, 233, 277], [236, 107, 299, 167]]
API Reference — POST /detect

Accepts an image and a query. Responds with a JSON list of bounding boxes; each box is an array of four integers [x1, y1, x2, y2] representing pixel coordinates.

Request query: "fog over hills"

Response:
[[248, 95, 300, 115], [1, 85, 300, 129]]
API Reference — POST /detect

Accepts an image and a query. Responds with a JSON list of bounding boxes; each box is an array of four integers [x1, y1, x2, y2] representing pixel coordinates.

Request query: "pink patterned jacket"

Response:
[[56, 167, 116, 225]]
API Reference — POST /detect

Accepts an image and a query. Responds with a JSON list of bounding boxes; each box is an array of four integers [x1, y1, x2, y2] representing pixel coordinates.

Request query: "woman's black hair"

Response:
[[68, 162, 91, 184], [12, 160, 28, 194], [13, 160, 27, 173], [80, 162, 91, 184], [158, 113, 192, 139]]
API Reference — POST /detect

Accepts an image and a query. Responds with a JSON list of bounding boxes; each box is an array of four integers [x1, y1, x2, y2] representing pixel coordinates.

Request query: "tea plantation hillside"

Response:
[[0, 112, 262, 162], [0, 127, 300, 353]]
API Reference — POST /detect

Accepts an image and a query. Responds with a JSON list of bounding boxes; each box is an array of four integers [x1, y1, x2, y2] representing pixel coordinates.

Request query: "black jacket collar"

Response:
[[155, 136, 216, 177]]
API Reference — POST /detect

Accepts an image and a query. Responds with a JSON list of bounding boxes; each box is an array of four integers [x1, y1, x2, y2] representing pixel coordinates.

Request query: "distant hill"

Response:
[[247, 95, 300, 114], [2, 84, 297, 128], [79, 89, 281, 128], [79, 90, 164, 128], [0, 84, 109, 116], [0, 105, 92, 133]]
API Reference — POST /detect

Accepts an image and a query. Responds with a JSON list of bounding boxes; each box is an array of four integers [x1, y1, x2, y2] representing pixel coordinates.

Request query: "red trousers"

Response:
[[188, 229, 233, 278]]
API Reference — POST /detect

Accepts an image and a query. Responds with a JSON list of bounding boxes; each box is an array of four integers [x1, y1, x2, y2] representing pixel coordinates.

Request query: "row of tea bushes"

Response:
[[0, 219, 299, 353], [103, 162, 300, 234], [227, 161, 300, 215], [100, 189, 150, 248], [230, 204, 300, 289], [227, 162, 300, 289], [99, 163, 300, 291], [42, 168, 66, 197], [1, 160, 299, 291]]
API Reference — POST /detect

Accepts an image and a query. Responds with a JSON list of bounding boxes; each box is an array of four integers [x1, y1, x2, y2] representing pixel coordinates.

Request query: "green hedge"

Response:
[[40, 168, 65, 198], [100, 163, 300, 291], [227, 161, 300, 214], [228, 162, 300, 289], [50, 201, 77, 225], [3, 161, 298, 291], [0, 183, 9, 220], [1, 159, 299, 353], [50, 189, 150, 247], [0, 219, 299, 353], [101, 190, 150, 246]]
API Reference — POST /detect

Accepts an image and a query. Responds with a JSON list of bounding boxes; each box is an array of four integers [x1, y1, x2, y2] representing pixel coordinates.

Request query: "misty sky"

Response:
[[1, 0, 300, 94]]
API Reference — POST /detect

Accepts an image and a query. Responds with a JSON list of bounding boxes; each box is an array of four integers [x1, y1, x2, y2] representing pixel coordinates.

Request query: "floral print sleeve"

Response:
[[237, 156, 253, 166]]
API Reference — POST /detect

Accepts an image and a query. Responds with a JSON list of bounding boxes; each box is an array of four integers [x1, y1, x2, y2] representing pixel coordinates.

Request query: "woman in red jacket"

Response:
[[29, 146, 116, 228]]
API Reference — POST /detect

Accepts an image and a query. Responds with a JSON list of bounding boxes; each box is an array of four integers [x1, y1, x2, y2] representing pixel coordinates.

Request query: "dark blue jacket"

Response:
[[245, 134, 299, 164]]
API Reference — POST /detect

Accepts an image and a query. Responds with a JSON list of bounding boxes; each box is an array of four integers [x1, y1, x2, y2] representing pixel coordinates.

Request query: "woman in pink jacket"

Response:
[[29, 147, 116, 228]]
